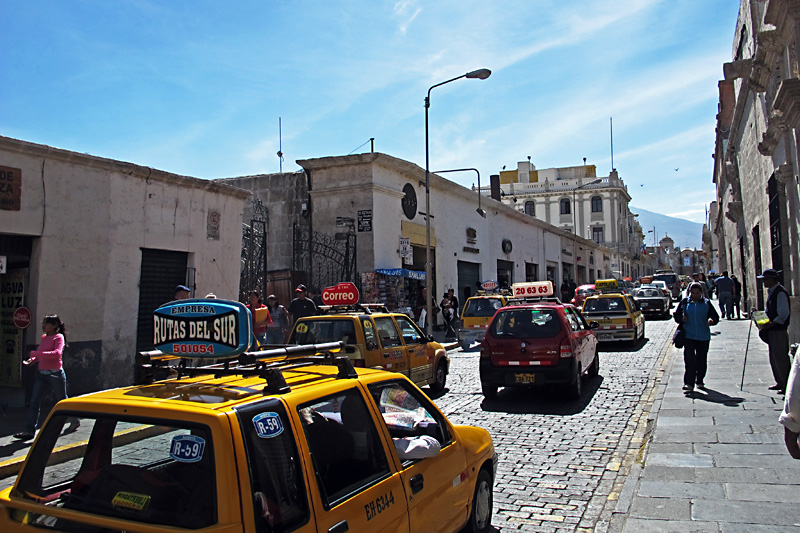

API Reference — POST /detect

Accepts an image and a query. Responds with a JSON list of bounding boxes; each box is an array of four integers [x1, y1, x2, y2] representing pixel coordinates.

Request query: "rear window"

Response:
[[577, 288, 596, 296], [463, 298, 504, 318], [654, 274, 677, 285], [635, 289, 662, 298], [583, 297, 628, 314], [15, 413, 217, 530], [291, 318, 357, 344], [489, 308, 562, 339]]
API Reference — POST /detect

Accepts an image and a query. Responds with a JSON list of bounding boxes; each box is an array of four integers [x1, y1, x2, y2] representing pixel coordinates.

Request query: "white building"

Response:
[[488, 160, 647, 280], [296, 153, 617, 312], [0, 136, 249, 404]]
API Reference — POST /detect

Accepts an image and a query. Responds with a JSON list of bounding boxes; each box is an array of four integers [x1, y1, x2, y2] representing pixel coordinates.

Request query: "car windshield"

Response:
[[489, 308, 561, 339], [463, 298, 504, 318], [291, 318, 357, 344], [577, 288, 595, 296], [15, 413, 217, 531], [583, 297, 628, 314]]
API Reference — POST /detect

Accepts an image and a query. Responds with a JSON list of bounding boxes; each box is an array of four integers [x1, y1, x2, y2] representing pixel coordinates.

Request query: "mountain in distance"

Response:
[[630, 206, 704, 250]]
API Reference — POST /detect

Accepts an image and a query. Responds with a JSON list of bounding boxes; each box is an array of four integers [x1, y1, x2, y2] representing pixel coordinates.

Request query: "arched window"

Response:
[[591, 196, 603, 212], [559, 198, 571, 215], [524, 201, 535, 216]]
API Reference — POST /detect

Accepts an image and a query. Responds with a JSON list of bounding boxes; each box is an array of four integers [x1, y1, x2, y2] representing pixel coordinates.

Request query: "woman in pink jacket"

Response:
[[14, 314, 69, 440]]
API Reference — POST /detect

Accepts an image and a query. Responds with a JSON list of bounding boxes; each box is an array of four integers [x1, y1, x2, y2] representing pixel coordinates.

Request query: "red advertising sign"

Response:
[[481, 280, 499, 291], [13, 307, 31, 329], [321, 282, 360, 305]]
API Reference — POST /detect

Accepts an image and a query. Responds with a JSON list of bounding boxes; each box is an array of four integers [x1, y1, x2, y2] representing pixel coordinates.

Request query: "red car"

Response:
[[571, 284, 596, 306], [479, 301, 599, 400]]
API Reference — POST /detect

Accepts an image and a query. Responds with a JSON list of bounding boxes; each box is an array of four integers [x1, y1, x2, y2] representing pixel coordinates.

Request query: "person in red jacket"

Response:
[[14, 314, 69, 440]]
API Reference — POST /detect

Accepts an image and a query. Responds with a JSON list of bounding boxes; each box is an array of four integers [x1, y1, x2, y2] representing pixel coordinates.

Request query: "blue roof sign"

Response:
[[153, 298, 252, 359]]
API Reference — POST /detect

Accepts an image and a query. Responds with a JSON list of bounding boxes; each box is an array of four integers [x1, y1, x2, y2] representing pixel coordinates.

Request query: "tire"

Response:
[[430, 361, 447, 392], [481, 383, 498, 400], [464, 468, 493, 533], [588, 350, 600, 377], [568, 364, 583, 399]]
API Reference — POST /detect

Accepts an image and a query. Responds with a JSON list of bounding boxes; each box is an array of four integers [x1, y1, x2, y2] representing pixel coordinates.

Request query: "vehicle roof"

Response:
[[62, 359, 392, 413], [576, 284, 595, 289]]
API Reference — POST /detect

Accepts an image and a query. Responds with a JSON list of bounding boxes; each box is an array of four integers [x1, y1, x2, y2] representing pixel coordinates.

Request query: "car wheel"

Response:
[[568, 364, 583, 399], [460, 340, 471, 351], [430, 361, 447, 392], [464, 468, 493, 533], [481, 383, 498, 400], [588, 350, 600, 377]]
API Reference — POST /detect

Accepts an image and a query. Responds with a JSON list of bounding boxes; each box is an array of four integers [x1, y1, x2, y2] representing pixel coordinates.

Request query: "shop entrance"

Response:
[[457, 260, 480, 303], [0, 234, 33, 390], [497, 260, 514, 289]]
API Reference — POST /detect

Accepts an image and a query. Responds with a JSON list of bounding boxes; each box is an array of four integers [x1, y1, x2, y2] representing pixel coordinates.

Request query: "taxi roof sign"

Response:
[[594, 279, 621, 293], [153, 298, 252, 359], [511, 281, 554, 298], [321, 282, 360, 306]]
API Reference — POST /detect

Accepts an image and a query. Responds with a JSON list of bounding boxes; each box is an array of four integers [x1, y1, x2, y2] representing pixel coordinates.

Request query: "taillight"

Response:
[[626, 318, 633, 329], [560, 340, 573, 358], [480, 346, 489, 359]]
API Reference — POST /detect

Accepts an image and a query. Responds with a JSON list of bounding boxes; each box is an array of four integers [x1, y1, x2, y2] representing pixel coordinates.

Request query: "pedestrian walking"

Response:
[[731, 274, 742, 319], [560, 280, 572, 303], [686, 273, 708, 299], [757, 268, 791, 393], [14, 315, 71, 440], [288, 284, 318, 326], [265, 294, 289, 344], [715, 271, 735, 319], [779, 351, 800, 459], [246, 291, 272, 345], [673, 282, 720, 392], [440, 293, 456, 341]]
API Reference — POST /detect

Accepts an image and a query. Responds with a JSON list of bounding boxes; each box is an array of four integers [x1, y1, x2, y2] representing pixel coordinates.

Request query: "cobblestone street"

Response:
[[433, 318, 676, 532]]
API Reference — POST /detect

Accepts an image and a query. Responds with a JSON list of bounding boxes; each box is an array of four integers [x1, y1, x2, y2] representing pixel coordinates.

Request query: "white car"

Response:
[[644, 281, 672, 307]]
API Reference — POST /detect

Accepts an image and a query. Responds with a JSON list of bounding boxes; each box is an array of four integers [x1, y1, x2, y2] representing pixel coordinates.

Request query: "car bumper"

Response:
[[479, 357, 577, 386], [458, 328, 486, 345], [593, 328, 636, 341]]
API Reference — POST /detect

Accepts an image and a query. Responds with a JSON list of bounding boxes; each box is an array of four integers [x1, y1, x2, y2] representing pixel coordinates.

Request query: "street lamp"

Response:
[[433, 168, 486, 217], [424, 68, 491, 335], [571, 178, 602, 283]]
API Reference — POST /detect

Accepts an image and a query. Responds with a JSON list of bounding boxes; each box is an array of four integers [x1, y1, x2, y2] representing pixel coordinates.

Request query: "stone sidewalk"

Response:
[[608, 316, 800, 532]]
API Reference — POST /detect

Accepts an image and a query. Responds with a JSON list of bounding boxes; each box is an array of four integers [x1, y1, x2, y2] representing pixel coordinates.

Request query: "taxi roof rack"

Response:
[[505, 296, 563, 305], [315, 303, 390, 315], [474, 289, 512, 297], [135, 341, 354, 394]]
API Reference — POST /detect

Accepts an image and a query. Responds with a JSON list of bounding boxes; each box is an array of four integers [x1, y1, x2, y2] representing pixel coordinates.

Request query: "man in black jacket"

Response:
[[759, 269, 791, 393]]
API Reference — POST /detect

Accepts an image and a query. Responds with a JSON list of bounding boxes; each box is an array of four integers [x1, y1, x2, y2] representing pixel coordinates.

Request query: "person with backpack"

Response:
[[673, 282, 720, 393]]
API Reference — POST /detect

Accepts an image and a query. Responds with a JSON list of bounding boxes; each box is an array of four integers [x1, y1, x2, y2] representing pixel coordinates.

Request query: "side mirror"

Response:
[[426, 335, 435, 343], [589, 321, 600, 329]]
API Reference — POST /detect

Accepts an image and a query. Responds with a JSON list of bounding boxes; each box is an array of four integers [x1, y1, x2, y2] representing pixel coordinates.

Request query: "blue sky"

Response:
[[1, 0, 740, 223]]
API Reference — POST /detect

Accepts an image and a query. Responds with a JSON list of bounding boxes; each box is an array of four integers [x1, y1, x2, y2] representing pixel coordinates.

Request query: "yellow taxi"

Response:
[[288, 303, 450, 392], [457, 289, 511, 350], [580, 279, 646, 343], [0, 298, 497, 533]]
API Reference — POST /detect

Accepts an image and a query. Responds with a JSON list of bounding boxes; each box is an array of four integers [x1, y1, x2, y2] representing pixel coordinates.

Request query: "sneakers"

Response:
[[768, 384, 783, 391], [682, 384, 694, 391], [13, 432, 34, 440], [696, 381, 705, 389]]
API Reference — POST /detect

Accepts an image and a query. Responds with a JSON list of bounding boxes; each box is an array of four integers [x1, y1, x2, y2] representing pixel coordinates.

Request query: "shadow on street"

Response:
[[479, 375, 604, 415]]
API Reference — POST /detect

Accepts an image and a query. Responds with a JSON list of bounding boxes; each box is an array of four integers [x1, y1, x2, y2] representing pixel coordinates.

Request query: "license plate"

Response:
[[514, 373, 536, 384], [639, 302, 649, 308], [598, 334, 612, 341]]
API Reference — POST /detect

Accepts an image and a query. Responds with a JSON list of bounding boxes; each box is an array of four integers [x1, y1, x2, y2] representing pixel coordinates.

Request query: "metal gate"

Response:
[[293, 223, 358, 291], [240, 200, 269, 301]]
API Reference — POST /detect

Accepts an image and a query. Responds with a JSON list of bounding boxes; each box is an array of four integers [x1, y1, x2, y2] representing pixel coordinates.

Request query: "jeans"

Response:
[[683, 338, 710, 387], [264, 329, 285, 345], [25, 369, 67, 434], [718, 291, 733, 318]]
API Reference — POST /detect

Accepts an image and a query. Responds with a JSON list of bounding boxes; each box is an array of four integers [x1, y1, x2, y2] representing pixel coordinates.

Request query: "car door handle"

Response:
[[410, 474, 424, 494], [329, 519, 349, 533]]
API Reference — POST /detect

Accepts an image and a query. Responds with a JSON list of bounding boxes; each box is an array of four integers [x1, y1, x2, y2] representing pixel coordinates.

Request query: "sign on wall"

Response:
[[399, 237, 412, 265], [207, 209, 221, 240], [0, 165, 22, 211], [358, 210, 372, 232]]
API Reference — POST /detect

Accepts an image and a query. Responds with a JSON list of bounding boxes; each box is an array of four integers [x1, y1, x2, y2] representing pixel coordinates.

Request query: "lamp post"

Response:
[[433, 168, 486, 217], [424, 68, 491, 335], [571, 178, 602, 283]]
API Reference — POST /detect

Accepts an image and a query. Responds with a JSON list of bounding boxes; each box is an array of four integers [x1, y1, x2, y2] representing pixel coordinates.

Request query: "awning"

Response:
[[375, 268, 426, 281]]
